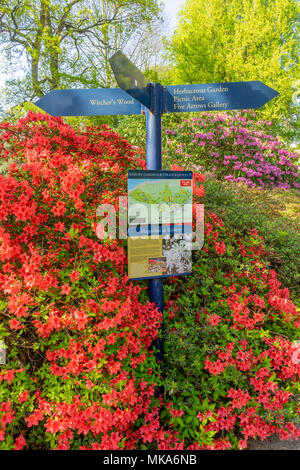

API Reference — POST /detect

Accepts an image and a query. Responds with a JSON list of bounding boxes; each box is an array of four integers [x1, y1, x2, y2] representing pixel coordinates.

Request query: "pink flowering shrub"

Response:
[[0, 113, 299, 450], [163, 111, 299, 190]]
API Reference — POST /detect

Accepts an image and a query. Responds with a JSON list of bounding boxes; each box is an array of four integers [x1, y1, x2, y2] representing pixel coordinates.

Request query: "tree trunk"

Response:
[[45, 4, 60, 90], [31, 1, 47, 97]]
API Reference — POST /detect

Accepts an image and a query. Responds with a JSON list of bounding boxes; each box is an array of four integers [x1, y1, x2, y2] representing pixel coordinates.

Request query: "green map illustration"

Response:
[[129, 181, 192, 205], [128, 179, 193, 225]]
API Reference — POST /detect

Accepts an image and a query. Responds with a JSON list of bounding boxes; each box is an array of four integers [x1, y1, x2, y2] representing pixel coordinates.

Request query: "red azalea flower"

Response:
[[18, 391, 29, 403], [9, 318, 22, 330], [215, 241, 226, 255], [14, 434, 26, 450], [52, 201, 66, 217], [169, 408, 184, 418], [54, 222, 65, 231], [208, 314, 222, 326], [69, 270, 80, 283], [61, 284, 71, 295]]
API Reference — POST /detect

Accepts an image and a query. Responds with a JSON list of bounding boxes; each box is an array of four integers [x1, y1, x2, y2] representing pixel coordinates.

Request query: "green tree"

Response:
[[165, 0, 300, 128], [0, 0, 162, 106]]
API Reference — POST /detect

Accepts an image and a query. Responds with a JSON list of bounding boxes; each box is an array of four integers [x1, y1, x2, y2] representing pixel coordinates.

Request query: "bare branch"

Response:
[[56, 0, 83, 35]]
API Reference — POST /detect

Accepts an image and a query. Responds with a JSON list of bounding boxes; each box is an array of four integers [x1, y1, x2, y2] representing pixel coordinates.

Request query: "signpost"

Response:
[[109, 50, 150, 109], [35, 51, 279, 385], [34, 88, 143, 116], [164, 81, 279, 113]]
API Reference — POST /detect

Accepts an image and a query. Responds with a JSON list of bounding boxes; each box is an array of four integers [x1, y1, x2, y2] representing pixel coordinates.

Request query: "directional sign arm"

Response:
[[164, 81, 279, 113], [109, 51, 150, 109], [35, 88, 143, 116]]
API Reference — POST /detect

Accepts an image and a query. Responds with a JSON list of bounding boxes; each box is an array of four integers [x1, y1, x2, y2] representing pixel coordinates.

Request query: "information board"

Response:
[[127, 170, 193, 280]]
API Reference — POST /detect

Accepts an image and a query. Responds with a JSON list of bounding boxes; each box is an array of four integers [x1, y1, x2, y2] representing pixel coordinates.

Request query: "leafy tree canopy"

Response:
[[164, 0, 300, 136], [0, 0, 163, 107]]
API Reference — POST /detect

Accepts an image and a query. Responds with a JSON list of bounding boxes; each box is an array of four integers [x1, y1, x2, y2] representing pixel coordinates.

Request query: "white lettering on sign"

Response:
[[192, 95, 205, 101], [173, 97, 229, 110], [90, 99, 117, 106], [208, 101, 228, 108], [117, 98, 134, 105], [89, 98, 135, 106], [170, 86, 231, 111], [174, 102, 207, 110], [174, 103, 186, 110], [173, 87, 206, 95], [207, 86, 229, 93], [187, 103, 206, 110], [174, 96, 191, 102], [172, 85, 229, 96], [174, 95, 205, 103]]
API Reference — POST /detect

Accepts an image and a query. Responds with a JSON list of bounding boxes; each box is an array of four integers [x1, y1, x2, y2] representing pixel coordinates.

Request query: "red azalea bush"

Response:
[[0, 112, 171, 450], [163, 210, 300, 449], [0, 112, 299, 450]]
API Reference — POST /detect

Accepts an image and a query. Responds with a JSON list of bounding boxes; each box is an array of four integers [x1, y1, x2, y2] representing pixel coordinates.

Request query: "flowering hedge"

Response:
[[0, 112, 169, 450], [0, 112, 299, 450], [163, 206, 300, 449], [163, 111, 299, 190]]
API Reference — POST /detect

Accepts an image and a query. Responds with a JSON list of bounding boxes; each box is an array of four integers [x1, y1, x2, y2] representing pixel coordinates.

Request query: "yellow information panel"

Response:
[[128, 236, 165, 279]]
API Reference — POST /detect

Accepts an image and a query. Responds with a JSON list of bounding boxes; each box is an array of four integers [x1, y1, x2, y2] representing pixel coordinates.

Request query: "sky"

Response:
[[0, 0, 183, 91]]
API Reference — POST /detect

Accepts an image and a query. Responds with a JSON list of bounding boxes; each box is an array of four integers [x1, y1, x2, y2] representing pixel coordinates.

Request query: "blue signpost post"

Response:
[[144, 84, 164, 366], [35, 51, 279, 388]]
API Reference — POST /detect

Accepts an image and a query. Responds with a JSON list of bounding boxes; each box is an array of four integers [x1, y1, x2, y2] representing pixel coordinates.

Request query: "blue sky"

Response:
[[0, 0, 183, 90]]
